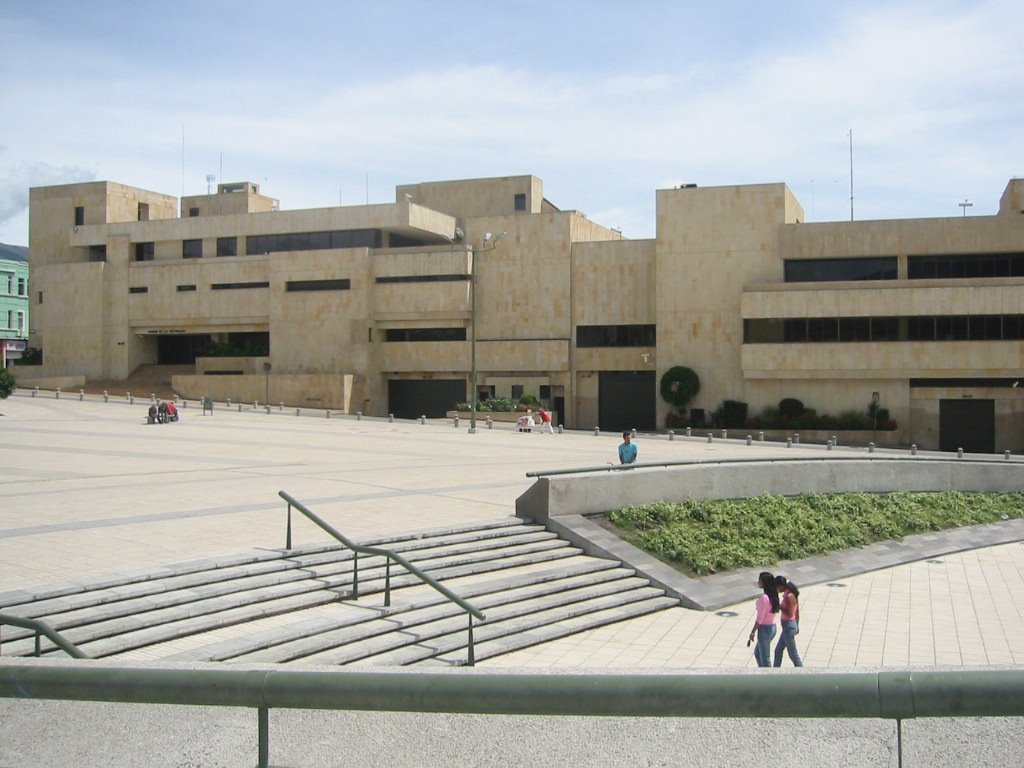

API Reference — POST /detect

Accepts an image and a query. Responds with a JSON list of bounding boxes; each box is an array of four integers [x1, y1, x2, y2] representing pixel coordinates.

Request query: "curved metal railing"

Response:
[[278, 490, 485, 665], [0, 612, 89, 659]]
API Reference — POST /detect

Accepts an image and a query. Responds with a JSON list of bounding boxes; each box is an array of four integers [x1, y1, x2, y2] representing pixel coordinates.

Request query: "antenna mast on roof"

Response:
[[849, 129, 854, 222]]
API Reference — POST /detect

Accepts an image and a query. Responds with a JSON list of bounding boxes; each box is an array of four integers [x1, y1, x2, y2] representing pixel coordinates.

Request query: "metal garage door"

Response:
[[598, 371, 656, 432], [939, 399, 995, 453], [387, 379, 465, 420]]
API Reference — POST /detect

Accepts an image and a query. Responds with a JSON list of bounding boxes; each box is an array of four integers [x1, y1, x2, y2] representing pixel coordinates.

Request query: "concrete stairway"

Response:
[[0, 519, 677, 667], [82, 364, 193, 398]]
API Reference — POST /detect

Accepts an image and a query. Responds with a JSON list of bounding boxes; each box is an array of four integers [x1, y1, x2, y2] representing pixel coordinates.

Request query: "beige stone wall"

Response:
[[173, 373, 353, 411], [654, 183, 801, 425], [396, 175, 542, 218], [26, 174, 1024, 444]]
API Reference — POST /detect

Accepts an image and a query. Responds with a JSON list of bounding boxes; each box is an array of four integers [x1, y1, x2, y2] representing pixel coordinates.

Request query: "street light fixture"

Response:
[[468, 232, 506, 434], [263, 361, 272, 405], [871, 391, 880, 446]]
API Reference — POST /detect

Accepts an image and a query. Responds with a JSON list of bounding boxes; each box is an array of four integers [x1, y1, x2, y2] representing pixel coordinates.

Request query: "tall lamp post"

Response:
[[468, 232, 506, 434], [263, 361, 271, 405], [871, 390, 880, 446]]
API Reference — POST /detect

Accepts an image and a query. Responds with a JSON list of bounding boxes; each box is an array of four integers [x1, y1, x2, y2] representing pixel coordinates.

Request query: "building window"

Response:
[[134, 242, 154, 262], [210, 281, 269, 290], [17, 277, 26, 296], [16, 311, 25, 333], [511, 385, 524, 400], [514, 193, 527, 211], [384, 327, 466, 342], [129, 286, 148, 294], [138, 202, 150, 221], [245, 229, 382, 255], [907, 252, 1024, 279], [784, 257, 897, 283], [286, 279, 351, 291], [182, 239, 203, 259], [176, 284, 197, 292], [744, 314, 1024, 343], [576, 324, 656, 347], [216, 237, 238, 257], [388, 233, 427, 248], [88, 245, 107, 262], [74, 206, 84, 226], [37, 291, 43, 304], [189, 207, 200, 217], [5, 310, 11, 330], [375, 274, 468, 284]]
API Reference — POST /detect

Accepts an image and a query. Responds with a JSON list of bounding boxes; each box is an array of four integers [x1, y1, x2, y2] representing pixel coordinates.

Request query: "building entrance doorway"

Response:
[[939, 399, 995, 453], [156, 334, 213, 364], [598, 371, 656, 432]]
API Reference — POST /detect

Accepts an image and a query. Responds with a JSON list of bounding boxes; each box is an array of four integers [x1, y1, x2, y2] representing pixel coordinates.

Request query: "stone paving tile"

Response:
[[3, 392, 1024, 674]]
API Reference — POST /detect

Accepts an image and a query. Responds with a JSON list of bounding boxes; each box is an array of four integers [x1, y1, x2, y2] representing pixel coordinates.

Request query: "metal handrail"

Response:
[[2, 662, 1022, 768], [526, 454, 1022, 478], [278, 491, 485, 664], [0, 613, 89, 659]]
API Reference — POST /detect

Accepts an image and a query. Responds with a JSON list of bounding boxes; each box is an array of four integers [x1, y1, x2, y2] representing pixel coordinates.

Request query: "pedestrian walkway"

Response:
[[2, 390, 1023, 671], [3, 390, 1024, 768]]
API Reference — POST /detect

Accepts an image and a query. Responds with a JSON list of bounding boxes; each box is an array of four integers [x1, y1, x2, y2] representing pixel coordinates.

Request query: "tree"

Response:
[[0, 368, 15, 399], [660, 366, 700, 420]]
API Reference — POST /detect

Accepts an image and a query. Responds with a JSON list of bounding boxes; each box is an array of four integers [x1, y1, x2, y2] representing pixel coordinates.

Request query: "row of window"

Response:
[[2, 274, 27, 296], [129, 279, 352, 294], [128, 229, 417, 262], [744, 314, 1024, 343], [783, 253, 1024, 283], [576, 324, 656, 348], [375, 274, 468, 284], [4, 310, 26, 332]]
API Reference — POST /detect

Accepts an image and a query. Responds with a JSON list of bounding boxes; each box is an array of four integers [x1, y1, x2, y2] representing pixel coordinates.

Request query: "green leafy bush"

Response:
[[713, 400, 748, 428], [778, 398, 804, 419], [518, 393, 539, 406], [0, 367, 14, 398], [607, 492, 1024, 575]]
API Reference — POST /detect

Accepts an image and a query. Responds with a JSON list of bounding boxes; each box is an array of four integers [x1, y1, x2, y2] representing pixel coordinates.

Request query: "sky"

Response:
[[1, 0, 1021, 246]]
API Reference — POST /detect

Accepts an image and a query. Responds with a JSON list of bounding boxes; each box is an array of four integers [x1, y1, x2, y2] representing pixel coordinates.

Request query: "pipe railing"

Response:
[[525, 454, 1022, 478], [278, 491, 484, 665], [2, 663, 1022, 767], [0, 613, 89, 659]]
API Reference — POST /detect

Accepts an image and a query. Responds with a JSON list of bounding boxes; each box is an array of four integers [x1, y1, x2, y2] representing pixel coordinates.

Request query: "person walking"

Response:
[[618, 432, 637, 464], [773, 575, 803, 667], [748, 571, 780, 667], [537, 406, 554, 434]]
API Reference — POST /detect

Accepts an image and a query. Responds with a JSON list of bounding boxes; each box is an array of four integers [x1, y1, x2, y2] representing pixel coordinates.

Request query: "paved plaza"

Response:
[[1, 391, 1023, 766]]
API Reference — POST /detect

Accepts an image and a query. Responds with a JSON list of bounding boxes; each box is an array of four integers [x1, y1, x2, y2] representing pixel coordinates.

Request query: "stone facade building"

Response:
[[25, 174, 1024, 452]]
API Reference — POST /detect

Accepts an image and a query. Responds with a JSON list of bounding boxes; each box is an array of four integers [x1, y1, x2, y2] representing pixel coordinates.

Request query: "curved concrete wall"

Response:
[[516, 459, 1023, 521]]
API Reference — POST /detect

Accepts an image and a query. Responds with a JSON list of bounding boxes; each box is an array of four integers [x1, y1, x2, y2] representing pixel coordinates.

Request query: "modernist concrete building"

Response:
[[0, 244, 30, 367], [24, 173, 1024, 452]]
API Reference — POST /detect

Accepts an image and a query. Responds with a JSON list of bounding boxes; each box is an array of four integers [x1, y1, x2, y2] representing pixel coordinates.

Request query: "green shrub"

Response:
[[608, 492, 1024, 575], [518, 393, 539, 406], [0, 368, 14, 398], [713, 399, 748, 428], [778, 398, 804, 419]]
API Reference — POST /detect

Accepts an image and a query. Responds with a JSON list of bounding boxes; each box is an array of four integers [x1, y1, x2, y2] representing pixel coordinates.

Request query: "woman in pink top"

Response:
[[773, 575, 803, 667], [748, 571, 780, 667]]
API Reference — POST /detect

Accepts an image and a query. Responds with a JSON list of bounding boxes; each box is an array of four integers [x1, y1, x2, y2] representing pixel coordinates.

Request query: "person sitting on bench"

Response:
[[147, 404, 158, 424], [157, 401, 168, 424], [166, 401, 178, 422]]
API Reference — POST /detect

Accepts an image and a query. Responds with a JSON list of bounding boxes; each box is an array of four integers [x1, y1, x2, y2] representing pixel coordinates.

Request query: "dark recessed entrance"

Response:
[[388, 379, 465, 420], [598, 371, 656, 432], [939, 399, 995, 453]]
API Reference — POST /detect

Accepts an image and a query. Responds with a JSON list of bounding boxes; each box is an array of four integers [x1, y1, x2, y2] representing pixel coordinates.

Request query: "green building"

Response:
[[0, 243, 30, 367]]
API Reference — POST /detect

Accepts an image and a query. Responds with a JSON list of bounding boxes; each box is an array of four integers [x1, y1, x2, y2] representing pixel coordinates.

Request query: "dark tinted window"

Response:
[[908, 252, 1024, 279], [576, 324, 656, 347], [384, 327, 466, 342], [182, 239, 203, 259], [216, 237, 237, 257], [134, 242, 154, 262], [375, 274, 468, 284], [286, 279, 351, 292], [784, 257, 897, 282]]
